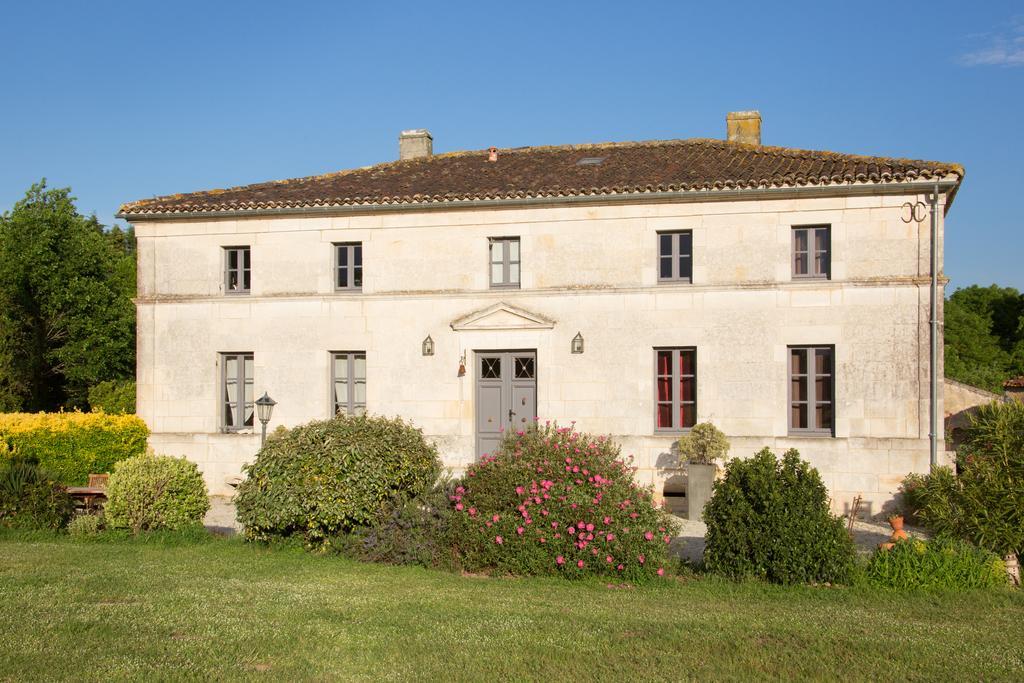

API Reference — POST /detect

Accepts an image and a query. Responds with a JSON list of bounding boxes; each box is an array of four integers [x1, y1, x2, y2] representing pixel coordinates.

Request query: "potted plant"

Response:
[[677, 422, 729, 522]]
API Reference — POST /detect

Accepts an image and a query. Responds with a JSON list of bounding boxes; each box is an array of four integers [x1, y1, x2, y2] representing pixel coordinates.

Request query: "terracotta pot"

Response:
[[891, 529, 908, 541], [879, 542, 895, 551], [889, 515, 905, 532]]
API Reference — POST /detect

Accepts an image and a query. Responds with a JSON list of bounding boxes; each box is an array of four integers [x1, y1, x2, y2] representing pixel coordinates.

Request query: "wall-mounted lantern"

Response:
[[255, 392, 277, 446], [571, 332, 584, 354], [422, 335, 435, 356]]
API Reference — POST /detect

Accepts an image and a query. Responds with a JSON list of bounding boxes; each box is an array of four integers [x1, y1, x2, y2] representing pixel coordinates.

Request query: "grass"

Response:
[[1, 531, 1022, 681]]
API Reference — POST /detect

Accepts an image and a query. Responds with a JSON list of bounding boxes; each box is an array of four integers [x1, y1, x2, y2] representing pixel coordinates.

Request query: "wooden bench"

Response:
[[67, 474, 109, 512]]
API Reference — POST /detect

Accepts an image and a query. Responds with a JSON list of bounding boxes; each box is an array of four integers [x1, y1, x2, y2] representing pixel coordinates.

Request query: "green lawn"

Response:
[[1, 533, 1022, 681]]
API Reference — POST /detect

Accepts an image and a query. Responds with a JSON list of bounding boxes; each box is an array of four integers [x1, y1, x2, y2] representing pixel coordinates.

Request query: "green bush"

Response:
[[0, 412, 149, 485], [447, 422, 679, 581], [236, 414, 441, 545], [0, 457, 74, 530], [866, 538, 1007, 590], [67, 512, 104, 537], [104, 453, 210, 533], [331, 482, 456, 569], [677, 422, 730, 465], [88, 380, 136, 414], [901, 401, 1023, 576], [703, 447, 856, 585]]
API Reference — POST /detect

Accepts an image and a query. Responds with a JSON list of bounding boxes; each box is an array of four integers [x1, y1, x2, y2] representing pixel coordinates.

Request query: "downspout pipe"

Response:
[[929, 182, 940, 470]]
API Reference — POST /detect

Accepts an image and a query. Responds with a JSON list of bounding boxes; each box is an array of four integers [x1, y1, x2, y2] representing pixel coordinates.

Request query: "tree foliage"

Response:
[[944, 285, 1024, 393], [0, 181, 136, 411]]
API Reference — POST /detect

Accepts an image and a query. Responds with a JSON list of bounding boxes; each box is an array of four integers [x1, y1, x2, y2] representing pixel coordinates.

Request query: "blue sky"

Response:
[[1, 1, 1021, 291]]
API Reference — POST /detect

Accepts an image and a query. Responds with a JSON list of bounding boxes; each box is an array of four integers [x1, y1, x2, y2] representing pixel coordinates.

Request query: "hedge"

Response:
[[0, 412, 149, 485]]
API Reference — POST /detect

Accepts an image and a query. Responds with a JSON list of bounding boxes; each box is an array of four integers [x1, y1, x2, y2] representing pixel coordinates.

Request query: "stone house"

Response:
[[119, 112, 964, 515]]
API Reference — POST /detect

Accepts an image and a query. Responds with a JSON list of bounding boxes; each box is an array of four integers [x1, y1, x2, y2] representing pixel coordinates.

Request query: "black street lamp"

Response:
[[255, 392, 277, 446]]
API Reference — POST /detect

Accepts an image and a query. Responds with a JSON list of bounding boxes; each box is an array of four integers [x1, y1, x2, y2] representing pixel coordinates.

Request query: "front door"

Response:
[[475, 350, 537, 458]]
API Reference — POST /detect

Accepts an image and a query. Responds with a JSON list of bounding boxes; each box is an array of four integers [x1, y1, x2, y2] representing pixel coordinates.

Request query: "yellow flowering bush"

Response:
[[0, 412, 148, 485]]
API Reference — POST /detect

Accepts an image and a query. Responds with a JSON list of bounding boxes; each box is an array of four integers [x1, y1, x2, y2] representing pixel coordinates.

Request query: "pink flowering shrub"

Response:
[[448, 422, 678, 582]]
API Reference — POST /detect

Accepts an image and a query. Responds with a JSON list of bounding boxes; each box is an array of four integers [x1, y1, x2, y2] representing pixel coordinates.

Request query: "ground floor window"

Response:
[[221, 352, 254, 430], [789, 345, 834, 434], [655, 348, 696, 431], [332, 351, 366, 416]]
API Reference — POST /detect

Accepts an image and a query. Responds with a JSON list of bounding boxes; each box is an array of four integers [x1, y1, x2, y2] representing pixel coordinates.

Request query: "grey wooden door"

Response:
[[475, 350, 537, 458]]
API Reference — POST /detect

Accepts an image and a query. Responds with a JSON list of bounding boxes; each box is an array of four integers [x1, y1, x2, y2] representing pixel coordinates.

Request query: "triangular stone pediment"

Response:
[[450, 302, 556, 331]]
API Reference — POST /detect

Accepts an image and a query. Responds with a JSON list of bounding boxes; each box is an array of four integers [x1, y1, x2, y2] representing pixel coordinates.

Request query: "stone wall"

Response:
[[136, 189, 948, 514]]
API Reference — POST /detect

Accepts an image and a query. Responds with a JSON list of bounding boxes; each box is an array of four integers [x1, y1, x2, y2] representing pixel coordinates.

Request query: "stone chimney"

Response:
[[399, 129, 433, 160], [726, 111, 761, 145]]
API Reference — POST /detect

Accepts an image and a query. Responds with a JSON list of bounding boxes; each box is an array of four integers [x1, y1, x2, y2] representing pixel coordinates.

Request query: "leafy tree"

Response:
[[944, 285, 1024, 392], [0, 181, 135, 411]]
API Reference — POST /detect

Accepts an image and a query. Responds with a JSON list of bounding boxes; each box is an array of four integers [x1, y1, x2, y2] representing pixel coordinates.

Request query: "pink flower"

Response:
[[577, 560, 585, 568], [539, 537, 546, 544], [603, 516, 612, 525], [638, 554, 646, 564], [606, 555, 613, 563], [617, 564, 624, 571], [495, 536, 503, 544], [663, 535, 671, 544], [455, 486, 465, 494], [492, 514, 500, 522], [644, 531, 654, 541], [606, 533, 615, 541], [469, 507, 477, 517], [551, 521, 559, 528], [657, 568, 665, 576], [586, 523, 595, 532], [556, 556, 565, 565], [517, 526, 525, 535], [568, 527, 576, 535], [455, 502, 464, 511], [515, 486, 525, 495]]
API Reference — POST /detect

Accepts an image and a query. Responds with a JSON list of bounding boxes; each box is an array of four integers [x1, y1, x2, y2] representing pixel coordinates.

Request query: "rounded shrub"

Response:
[[448, 422, 679, 581], [865, 537, 1007, 590], [104, 453, 210, 533], [703, 447, 856, 585], [0, 457, 74, 530], [235, 414, 441, 545]]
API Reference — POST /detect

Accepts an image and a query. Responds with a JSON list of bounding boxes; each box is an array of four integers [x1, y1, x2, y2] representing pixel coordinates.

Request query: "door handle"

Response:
[[508, 408, 515, 422]]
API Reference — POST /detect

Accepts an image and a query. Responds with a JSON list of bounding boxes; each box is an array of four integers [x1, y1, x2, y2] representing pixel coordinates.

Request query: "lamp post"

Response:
[[255, 392, 277, 446]]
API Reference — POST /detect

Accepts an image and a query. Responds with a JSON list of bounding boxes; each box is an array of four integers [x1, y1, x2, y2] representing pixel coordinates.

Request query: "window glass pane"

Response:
[[680, 377, 695, 402], [242, 269, 251, 291], [814, 252, 827, 276], [353, 406, 366, 417], [244, 356, 254, 380], [242, 248, 250, 269], [660, 257, 673, 279], [509, 263, 520, 284], [679, 350, 695, 376], [335, 355, 348, 380], [815, 377, 830, 401], [791, 349, 807, 375], [353, 245, 362, 267], [791, 403, 808, 429], [657, 376, 671, 402], [678, 232, 692, 256], [353, 267, 362, 288], [659, 234, 672, 257], [338, 247, 348, 267], [337, 266, 348, 289], [514, 357, 535, 379], [681, 403, 696, 429], [794, 253, 808, 275], [679, 256, 692, 280], [353, 354, 366, 380], [657, 403, 672, 429], [354, 381, 366, 404], [656, 351, 671, 376], [815, 349, 832, 375], [491, 263, 503, 284], [227, 271, 239, 291], [814, 228, 828, 252], [334, 381, 349, 409], [490, 242, 503, 263], [509, 240, 519, 261], [817, 404, 833, 430], [792, 377, 806, 402], [244, 404, 254, 427], [227, 250, 238, 269], [225, 357, 238, 382], [481, 357, 500, 379], [794, 230, 808, 252]]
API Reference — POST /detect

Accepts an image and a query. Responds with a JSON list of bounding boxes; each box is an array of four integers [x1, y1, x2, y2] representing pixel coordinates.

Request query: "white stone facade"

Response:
[[135, 187, 952, 516]]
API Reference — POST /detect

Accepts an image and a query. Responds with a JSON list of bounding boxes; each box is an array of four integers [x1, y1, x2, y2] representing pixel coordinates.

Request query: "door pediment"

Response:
[[450, 302, 556, 332]]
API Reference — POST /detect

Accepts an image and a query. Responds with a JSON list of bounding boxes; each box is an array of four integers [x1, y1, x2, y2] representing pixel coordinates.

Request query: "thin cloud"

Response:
[[959, 19, 1024, 67]]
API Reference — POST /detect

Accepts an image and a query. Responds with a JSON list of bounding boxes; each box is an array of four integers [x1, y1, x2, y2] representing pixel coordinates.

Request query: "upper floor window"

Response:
[[332, 351, 366, 416], [224, 246, 251, 294], [658, 231, 692, 283], [789, 346, 834, 435], [655, 348, 697, 432], [221, 352, 254, 431], [335, 242, 363, 291], [792, 226, 830, 279], [489, 237, 520, 288]]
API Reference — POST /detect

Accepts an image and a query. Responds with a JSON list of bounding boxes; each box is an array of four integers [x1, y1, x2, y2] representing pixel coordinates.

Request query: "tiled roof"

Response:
[[1005, 376, 1024, 389], [118, 138, 964, 217]]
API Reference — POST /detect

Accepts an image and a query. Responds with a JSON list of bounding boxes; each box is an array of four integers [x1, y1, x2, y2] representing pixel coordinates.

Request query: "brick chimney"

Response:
[[726, 111, 761, 145], [399, 129, 433, 160]]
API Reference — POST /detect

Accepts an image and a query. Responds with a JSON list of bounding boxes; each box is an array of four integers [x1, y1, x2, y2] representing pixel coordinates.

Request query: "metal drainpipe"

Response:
[[929, 182, 939, 470]]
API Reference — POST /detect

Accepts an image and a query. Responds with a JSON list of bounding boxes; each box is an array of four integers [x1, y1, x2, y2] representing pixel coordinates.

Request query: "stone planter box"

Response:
[[686, 463, 717, 522]]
